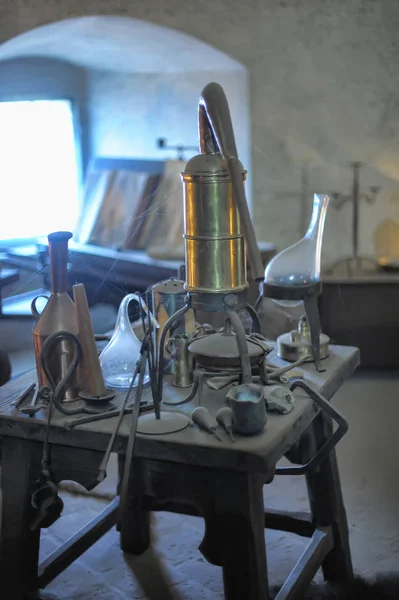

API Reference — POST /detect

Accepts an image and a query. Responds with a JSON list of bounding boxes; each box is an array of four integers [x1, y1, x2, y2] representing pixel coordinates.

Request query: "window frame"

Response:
[[0, 95, 83, 248]]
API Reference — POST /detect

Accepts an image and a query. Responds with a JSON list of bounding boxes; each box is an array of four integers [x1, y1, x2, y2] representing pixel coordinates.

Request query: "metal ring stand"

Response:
[[155, 293, 264, 410], [136, 301, 192, 436], [263, 282, 325, 373]]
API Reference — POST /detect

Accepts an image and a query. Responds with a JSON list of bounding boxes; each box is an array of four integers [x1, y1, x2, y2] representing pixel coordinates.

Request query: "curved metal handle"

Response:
[[31, 295, 50, 321], [165, 338, 176, 357], [275, 380, 349, 476], [125, 293, 159, 330], [199, 82, 264, 281]]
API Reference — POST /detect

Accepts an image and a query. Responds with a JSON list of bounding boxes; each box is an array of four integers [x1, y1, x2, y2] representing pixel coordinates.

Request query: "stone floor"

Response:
[[4, 368, 391, 599]]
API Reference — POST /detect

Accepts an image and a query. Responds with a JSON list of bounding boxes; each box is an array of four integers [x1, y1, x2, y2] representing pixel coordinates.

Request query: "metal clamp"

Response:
[[275, 380, 348, 476]]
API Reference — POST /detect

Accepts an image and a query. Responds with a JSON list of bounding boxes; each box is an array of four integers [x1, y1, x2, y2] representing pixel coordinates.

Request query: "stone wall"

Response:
[[0, 1, 398, 264], [87, 69, 250, 186]]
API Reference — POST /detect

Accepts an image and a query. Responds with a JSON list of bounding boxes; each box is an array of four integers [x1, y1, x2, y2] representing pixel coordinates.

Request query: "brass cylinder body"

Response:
[[181, 153, 248, 294]]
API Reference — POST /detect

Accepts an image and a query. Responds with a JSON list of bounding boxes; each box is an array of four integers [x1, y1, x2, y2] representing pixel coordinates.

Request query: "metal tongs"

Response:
[[95, 330, 151, 485]]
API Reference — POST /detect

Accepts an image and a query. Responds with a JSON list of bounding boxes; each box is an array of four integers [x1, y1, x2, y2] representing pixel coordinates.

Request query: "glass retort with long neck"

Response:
[[264, 193, 330, 307]]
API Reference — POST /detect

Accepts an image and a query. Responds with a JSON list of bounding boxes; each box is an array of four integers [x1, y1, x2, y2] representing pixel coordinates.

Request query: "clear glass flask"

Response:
[[99, 293, 158, 389], [264, 194, 329, 306]]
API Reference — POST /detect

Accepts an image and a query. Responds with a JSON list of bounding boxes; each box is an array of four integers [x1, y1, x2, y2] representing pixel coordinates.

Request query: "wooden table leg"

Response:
[[0, 436, 42, 599], [305, 413, 354, 586], [117, 455, 150, 555], [215, 472, 270, 600], [142, 461, 270, 600]]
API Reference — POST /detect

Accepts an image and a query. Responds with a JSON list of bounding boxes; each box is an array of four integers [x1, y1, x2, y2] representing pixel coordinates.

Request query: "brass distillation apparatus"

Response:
[[157, 82, 266, 403]]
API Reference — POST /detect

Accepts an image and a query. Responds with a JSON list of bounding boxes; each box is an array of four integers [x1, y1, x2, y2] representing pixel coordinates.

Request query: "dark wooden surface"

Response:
[[319, 280, 399, 367], [0, 346, 359, 476], [305, 413, 354, 585]]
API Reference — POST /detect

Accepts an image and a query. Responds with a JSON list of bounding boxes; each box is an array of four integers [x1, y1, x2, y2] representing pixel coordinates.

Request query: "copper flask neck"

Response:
[[48, 231, 72, 293]]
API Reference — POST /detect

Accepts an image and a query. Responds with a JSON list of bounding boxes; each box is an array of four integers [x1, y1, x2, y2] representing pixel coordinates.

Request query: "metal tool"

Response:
[[135, 292, 191, 436], [63, 401, 153, 431], [11, 383, 36, 408], [96, 344, 146, 485], [216, 406, 235, 442], [29, 329, 115, 531], [20, 386, 47, 416], [30, 370, 64, 531], [191, 406, 223, 442], [30, 472, 64, 531], [119, 345, 149, 520]]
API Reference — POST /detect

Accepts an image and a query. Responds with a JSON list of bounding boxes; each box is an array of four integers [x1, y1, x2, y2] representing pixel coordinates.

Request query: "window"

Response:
[[0, 99, 81, 243]]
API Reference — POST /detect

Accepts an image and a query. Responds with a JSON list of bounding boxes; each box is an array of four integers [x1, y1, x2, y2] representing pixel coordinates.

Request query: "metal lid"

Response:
[[149, 278, 186, 295], [48, 231, 73, 243], [188, 332, 264, 359], [278, 330, 330, 348], [181, 153, 246, 181]]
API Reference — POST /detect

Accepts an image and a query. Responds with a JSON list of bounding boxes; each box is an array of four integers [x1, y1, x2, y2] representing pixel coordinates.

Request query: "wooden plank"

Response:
[[220, 472, 270, 600], [38, 497, 119, 589], [274, 528, 333, 600], [143, 499, 314, 538], [305, 414, 354, 585], [130, 459, 270, 599], [264, 509, 314, 537], [0, 437, 42, 598], [118, 458, 150, 555]]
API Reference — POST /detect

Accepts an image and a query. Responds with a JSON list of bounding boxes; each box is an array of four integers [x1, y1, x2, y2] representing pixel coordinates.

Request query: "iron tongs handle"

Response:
[[275, 380, 349, 476]]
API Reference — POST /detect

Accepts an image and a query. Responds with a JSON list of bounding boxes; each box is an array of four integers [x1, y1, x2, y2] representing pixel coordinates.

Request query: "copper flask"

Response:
[[33, 231, 85, 402]]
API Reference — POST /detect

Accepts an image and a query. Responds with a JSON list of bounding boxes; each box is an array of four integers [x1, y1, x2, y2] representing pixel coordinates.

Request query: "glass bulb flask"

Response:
[[99, 293, 158, 389], [264, 194, 330, 307]]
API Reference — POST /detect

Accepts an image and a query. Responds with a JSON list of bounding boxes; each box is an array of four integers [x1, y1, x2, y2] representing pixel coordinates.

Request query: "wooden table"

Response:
[[0, 346, 359, 600], [320, 272, 399, 367]]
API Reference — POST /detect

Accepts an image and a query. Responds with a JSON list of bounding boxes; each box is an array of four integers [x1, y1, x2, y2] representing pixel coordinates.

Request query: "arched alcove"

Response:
[[0, 16, 250, 168], [0, 16, 250, 244]]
